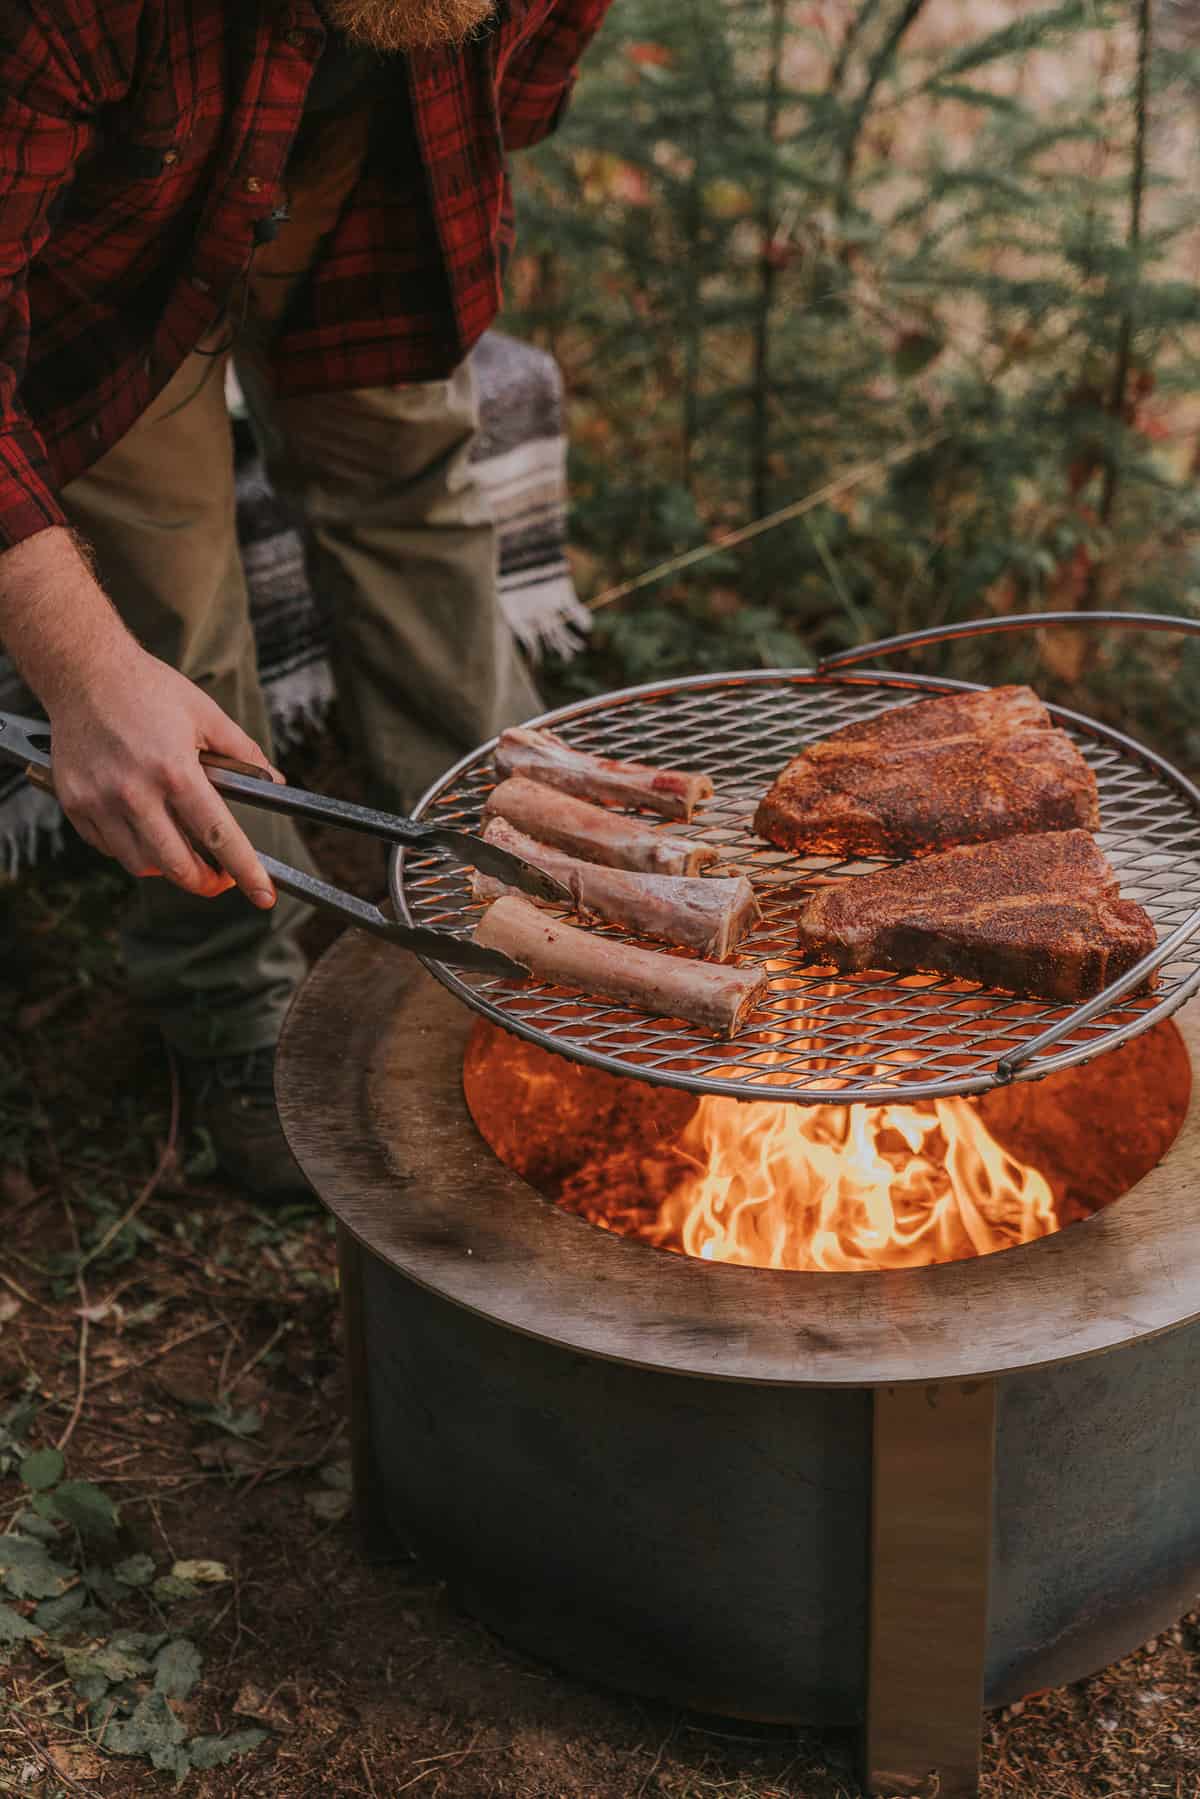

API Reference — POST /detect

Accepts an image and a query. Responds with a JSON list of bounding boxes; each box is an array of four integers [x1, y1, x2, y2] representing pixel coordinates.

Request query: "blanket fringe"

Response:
[[0, 784, 66, 878]]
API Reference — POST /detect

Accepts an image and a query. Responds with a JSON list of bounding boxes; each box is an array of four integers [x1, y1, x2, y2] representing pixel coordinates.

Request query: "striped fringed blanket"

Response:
[[0, 331, 588, 873]]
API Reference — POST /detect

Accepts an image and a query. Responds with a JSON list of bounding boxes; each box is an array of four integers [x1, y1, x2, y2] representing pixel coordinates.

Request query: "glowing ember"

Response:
[[560, 1094, 1058, 1272]]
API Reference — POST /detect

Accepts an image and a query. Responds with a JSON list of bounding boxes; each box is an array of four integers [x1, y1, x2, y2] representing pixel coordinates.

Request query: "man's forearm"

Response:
[[0, 522, 281, 904], [0, 525, 137, 708]]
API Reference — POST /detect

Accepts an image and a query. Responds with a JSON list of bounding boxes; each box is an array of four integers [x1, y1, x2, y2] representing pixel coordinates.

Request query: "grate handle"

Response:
[[997, 903, 1200, 1080], [816, 609, 1200, 675]]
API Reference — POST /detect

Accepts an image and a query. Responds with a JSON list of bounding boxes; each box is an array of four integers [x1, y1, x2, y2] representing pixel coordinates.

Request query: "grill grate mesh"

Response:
[[396, 673, 1200, 1104]]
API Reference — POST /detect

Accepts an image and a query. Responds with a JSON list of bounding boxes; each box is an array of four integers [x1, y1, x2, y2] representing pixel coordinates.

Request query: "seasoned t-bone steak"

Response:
[[805, 685, 1050, 760], [793, 831, 1157, 1003], [754, 685, 1099, 857], [495, 726, 714, 822]]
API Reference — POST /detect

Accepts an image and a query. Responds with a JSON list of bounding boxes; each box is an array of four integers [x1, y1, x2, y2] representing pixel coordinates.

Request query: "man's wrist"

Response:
[[0, 525, 138, 711]]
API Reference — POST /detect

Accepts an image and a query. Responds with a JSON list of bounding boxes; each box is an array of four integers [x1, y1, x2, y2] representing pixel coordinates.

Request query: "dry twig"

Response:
[[56, 1195, 90, 1454], [84, 1318, 223, 1395], [77, 1048, 181, 1275], [221, 1317, 294, 1401], [0, 1267, 55, 1314], [3, 1702, 105, 1799]]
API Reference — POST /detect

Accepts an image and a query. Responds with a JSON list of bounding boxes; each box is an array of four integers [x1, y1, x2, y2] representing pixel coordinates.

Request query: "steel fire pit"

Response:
[[278, 938, 1200, 1799]]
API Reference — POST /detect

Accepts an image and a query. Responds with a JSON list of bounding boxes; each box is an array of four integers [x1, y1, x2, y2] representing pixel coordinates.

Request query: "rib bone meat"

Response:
[[755, 685, 1099, 857], [474, 895, 767, 1037], [485, 775, 718, 876], [496, 726, 714, 821], [472, 819, 760, 958], [793, 830, 1157, 1003]]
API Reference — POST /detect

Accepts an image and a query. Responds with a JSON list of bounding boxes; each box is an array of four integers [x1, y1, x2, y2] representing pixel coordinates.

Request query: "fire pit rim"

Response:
[[278, 932, 1200, 1389]]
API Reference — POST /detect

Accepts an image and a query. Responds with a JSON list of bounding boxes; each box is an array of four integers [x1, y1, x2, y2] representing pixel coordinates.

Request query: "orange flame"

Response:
[[565, 1094, 1059, 1273], [463, 1015, 1192, 1276]]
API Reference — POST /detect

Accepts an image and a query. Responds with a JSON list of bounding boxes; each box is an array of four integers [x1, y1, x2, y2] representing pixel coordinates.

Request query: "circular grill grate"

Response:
[[396, 672, 1200, 1104]]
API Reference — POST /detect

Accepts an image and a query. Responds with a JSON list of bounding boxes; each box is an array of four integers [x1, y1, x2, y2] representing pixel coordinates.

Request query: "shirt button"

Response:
[[285, 28, 307, 48], [244, 176, 264, 194], [162, 149, 180, 167], [190, 275, 213, 293]]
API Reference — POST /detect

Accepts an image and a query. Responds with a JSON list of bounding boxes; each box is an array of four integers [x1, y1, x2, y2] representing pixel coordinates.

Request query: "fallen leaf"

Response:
[[305, 1489, 351, 1524], [63, 1639, 155, 1688], [189, 1728, 268, 1770], [170, 1559, 231, 1586], [0, 1601, 43, 1643], [47, 1744, 106, 1780], [12, 1509, 60, 1544], [153, 1573, 200, 1605], [103, 1690, 190, 1776], [0, 1536, 73, 1601], [110, 1629, 168, 1658], [43, 1479, 121, 1546], [0, 1294, 20, 1327], [78, 1299, 122, 1325], [34, 1587, 90, 1632], [19, 1447, 65, 1492], [123, 1301, 165, 1331], [190, 1402, 263, 1440], [84, 1568, 133, 1608], [155, 1637, 202, 1701], [114, 1554, 156, 1588], [235, 1681, 292, 1732]]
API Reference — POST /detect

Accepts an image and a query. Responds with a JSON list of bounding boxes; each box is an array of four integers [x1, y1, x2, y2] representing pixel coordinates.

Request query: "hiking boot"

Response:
[[178, 1046, 311, 1201]]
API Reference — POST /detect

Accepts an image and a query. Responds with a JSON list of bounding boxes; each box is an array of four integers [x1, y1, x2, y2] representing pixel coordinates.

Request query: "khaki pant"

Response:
[[61, 343, 540, 1058]]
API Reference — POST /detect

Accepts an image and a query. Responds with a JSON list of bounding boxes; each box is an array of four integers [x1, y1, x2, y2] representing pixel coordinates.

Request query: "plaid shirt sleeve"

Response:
[[500, 0, 613, 151], [0, 12, 95, 551]]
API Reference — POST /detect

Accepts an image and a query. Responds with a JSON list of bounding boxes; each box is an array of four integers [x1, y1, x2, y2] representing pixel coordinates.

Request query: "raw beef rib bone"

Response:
[[485, 776, 718, 877], [496, 726, 714, 822], [472, 819, 760, 958], [474, 894, 767, 1037]]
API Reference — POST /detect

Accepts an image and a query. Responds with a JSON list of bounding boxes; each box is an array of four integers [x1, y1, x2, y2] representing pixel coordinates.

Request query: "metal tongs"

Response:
[[0, 711, 563, 978]]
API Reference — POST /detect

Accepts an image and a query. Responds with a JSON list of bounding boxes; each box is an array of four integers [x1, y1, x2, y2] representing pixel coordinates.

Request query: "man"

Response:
[[0, 0, 610, 1193]]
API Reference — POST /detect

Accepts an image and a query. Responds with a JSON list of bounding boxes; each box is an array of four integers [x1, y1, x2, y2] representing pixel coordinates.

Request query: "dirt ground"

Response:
[[4, 730, 1200, 1799]]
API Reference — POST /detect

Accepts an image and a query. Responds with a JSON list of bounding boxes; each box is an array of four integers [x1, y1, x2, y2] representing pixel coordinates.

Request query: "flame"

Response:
[[463, 1015, 1192, 1275], [561, 1093, 1059, 1273]]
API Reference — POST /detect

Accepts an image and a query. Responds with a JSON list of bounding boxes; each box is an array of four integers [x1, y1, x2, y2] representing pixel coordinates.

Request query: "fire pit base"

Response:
[[278, 937, 1200, 1799]]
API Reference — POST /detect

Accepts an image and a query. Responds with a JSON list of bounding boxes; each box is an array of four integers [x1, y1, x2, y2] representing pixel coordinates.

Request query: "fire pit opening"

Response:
[[464, 1019, 1191, 1273]]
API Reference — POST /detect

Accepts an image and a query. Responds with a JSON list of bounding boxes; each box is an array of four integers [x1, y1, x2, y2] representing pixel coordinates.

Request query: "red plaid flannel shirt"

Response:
[[0, 0, 610, 551]]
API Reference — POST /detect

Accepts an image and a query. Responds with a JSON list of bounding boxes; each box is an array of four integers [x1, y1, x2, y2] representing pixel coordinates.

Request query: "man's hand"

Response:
[[1, 526, 282, 906], [49, 638, 282, 906]]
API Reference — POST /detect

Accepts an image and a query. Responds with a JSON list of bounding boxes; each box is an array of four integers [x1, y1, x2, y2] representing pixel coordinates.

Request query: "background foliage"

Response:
[[508, 0, 1200, 761]]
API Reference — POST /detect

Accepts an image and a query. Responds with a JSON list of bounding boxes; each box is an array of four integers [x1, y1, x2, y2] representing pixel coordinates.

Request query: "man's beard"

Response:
[[323, 0, 496, 52]]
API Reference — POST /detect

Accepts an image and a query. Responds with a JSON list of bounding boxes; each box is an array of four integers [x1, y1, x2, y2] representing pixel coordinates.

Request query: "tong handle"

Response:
[[258, 853, 394, 941], [254, 854, 525, 975], [198, 754, 433, 849], [199, 752, 274, 779], [816, 609, 1200, 675]]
